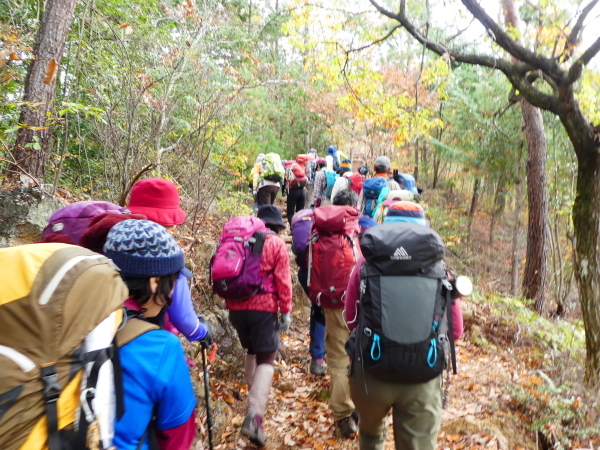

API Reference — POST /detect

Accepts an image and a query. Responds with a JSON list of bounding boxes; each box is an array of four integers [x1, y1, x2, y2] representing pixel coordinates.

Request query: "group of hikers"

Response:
[[0, 147, 470, 450]]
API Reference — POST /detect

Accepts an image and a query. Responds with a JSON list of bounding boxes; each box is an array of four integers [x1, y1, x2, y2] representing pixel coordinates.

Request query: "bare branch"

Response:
[[346, 24, 401, 54], [461, 0, 559, 74], [564, 0, 600, 61], [367, 0, 561, 114], [368, 0, 511, 71], [236, 78, 298, 92], [444, 17, 476, 44], [568, 36, 600, 83]]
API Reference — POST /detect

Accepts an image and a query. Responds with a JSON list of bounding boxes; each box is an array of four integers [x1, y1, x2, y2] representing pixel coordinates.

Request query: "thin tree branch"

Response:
[[567, 35, 600, 83], [564, 0, 600, 61], [368, 0, 524, 72], [346, 24, 401, 54], [118, 163, 156, 206], [460, 0, 559, 75], [368, 0, 560, 113], [444, 17, 476, 44]]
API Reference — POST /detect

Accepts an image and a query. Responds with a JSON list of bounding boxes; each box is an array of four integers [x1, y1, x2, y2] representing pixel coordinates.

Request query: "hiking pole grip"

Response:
[[201, 347, 214, 450]]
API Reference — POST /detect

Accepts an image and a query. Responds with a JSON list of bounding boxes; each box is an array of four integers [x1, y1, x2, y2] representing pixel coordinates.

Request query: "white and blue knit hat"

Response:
[[104, 219, 184, 277]]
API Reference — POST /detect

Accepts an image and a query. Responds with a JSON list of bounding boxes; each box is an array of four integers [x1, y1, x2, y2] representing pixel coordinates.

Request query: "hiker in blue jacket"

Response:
[[104, 220, 205, 450]]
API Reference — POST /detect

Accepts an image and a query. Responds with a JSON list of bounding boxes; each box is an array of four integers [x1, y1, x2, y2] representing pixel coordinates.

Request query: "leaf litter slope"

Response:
[[196, 298, 542, 450]]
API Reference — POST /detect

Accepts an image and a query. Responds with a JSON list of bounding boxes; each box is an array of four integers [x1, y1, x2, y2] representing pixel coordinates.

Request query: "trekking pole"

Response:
[[200, 343, 217, 450]]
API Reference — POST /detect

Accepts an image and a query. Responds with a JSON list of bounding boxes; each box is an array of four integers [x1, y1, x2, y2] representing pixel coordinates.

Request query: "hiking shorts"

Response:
[[228, 310, 280, 354]]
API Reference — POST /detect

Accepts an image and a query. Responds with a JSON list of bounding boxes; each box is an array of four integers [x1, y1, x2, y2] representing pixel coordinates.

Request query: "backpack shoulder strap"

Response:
[[251, 230, 274, 254], [117, 315, 160, 347]]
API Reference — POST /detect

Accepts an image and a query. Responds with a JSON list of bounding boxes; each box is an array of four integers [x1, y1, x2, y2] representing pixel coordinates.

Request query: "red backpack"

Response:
[[347, 173, 364, 195], [287, 162, 308, 188], [308, 205, 360, 308]]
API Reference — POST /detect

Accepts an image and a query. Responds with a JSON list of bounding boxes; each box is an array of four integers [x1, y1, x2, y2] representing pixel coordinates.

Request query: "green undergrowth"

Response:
[[470, 292, 598, 448], [216, 190, 253, 219], [477, 293, 585, 352]]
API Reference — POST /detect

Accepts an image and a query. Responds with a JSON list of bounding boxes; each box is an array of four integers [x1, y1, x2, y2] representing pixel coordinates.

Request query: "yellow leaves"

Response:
[[43, 59, 58, 84]]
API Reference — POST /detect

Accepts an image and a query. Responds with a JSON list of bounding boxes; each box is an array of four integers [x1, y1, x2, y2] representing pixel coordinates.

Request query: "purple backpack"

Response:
[[291, 209, 313, 270], [211, 216, 275, 301], [42, 201, 126, 245]]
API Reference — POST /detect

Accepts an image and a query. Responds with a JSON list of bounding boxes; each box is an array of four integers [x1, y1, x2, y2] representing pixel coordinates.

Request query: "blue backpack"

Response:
[[324, 170, 339, 199], [396, 173, 419, 194], [363, 177, 389, 217]]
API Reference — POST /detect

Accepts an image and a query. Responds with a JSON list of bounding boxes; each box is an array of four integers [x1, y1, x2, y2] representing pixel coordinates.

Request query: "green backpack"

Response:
[[261, 153, 285, 183]]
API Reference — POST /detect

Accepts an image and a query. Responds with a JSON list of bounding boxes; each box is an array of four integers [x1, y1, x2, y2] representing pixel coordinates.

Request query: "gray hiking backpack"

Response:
[[347, 222, 456, 383]]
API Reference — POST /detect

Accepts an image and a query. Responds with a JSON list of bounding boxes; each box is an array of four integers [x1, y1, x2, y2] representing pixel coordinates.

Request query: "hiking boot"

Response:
[[310, 358, 326, 376], [335, 416, 358, 439], [241, 413, 267, 446]]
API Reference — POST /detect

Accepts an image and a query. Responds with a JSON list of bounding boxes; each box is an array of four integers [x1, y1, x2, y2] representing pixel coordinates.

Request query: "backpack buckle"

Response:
[[41, 369, 61, 403]]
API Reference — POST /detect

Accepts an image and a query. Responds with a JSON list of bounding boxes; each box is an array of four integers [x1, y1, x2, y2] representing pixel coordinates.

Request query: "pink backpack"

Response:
[[211, 216, 275, 301]]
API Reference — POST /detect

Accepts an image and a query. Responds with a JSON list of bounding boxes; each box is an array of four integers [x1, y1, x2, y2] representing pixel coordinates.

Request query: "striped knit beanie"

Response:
[[339, 159, 352, 172], [384, 201, 427, 226], [104, 219, 184, 277]]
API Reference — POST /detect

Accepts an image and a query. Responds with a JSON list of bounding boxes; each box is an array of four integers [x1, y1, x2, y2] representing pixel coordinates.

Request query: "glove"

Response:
[[198, 315, 213, 349], [279, 313, 291, 333]]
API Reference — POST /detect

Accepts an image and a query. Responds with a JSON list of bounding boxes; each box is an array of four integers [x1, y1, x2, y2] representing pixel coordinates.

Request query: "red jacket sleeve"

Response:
[[265, 235, 293, 314], [156, 408, 196, 450], [344, 257, 365, 331]]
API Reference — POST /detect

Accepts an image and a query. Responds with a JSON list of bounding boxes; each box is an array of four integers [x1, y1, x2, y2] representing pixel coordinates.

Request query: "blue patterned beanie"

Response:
[[104, 219, 184, 277]]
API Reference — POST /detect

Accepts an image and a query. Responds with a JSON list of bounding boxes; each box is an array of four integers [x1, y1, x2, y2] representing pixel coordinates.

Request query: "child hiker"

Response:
[[104, 219, 203, 449]]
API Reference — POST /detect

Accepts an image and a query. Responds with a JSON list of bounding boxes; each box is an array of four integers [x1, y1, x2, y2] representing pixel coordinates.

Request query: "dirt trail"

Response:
[[194, 299, 538, 450]]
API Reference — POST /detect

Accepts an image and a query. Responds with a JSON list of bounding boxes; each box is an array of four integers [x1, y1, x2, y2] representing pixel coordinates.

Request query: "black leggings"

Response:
[[287, 188, 306, 226]]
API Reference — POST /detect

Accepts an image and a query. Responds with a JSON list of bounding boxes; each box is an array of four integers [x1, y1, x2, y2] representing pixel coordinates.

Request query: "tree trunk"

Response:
[[557, 79, 600, 385], [511, 141, 525, 296], [521, 102, 549, 312], [572, 145, 600, 386], [467, 176, 481, 246], [489, 178, 506, 246], [501, 0, 548, 311], [8, 0, 77, 183]]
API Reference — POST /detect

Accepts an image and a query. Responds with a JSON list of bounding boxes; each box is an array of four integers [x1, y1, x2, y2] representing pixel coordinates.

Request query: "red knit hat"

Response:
[[80, 212, 147, 253], [127, 178, 186, 227]]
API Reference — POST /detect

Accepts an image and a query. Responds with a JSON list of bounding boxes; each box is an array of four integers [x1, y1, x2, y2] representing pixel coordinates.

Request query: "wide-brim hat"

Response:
[[257, 205, 285, 228], [127, 178, 186, 227]]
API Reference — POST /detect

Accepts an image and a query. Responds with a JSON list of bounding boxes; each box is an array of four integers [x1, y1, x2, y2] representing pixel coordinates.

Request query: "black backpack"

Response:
[[347, 222, 456, 384]]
